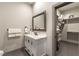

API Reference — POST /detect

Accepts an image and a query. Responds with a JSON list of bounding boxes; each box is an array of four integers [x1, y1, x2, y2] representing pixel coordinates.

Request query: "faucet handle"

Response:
[[34, 31, 38, 35]]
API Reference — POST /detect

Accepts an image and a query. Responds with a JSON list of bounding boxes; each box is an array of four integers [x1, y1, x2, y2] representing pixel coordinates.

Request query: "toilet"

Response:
[[0, 50, 4, 56]]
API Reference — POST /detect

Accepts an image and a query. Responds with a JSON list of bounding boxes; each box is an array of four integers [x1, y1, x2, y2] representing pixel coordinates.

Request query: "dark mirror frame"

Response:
[[32, 11, 46, 31]]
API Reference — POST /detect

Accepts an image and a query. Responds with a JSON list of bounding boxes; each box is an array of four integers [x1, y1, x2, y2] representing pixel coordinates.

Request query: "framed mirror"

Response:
[[32, 11, 46, 31]]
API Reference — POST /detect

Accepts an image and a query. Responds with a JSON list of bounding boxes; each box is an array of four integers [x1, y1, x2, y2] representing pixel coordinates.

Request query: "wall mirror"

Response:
[[32, 11, 46, 31]]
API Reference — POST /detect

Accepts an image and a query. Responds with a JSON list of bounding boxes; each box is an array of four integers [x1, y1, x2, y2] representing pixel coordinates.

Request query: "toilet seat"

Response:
[[0, 50, 4, 56]]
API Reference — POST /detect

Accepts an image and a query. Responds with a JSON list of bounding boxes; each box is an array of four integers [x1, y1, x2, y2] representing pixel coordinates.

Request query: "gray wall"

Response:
[[0, 3, 32, 52], [33, 2, 58, 56]]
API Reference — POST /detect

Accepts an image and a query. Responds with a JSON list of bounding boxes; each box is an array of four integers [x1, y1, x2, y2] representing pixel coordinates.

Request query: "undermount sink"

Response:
[[25, 32, 47, 40]]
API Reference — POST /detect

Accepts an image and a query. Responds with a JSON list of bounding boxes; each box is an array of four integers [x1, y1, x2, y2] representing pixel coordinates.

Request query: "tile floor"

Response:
[[3, 48, 30, 56]]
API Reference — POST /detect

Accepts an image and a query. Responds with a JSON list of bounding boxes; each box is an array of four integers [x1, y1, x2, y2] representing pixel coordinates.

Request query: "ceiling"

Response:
[[58, 2, 79, 12], [26, 2, 35, 5]]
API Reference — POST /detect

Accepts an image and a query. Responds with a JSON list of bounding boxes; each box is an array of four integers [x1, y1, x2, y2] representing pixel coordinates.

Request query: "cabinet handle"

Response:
[[28, 40, 30, 43], [31, 41, 33, 45]]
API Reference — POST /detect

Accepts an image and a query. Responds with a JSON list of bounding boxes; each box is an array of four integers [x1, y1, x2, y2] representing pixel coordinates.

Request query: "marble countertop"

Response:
[[25, 32, 47, 40]]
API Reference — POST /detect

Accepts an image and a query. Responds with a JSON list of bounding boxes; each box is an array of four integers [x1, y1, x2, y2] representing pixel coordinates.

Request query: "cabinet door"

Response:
[[31, 39, 37, 56], [25, 36, 28, 48], [36, 39, 46, 56]]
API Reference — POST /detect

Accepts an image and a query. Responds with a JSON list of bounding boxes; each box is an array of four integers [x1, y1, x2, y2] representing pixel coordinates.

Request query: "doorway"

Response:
[[55, 2, 79, 56]]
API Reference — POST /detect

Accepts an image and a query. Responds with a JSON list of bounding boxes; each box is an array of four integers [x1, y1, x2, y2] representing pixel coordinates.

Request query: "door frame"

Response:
[[53, 2, 73, 55]]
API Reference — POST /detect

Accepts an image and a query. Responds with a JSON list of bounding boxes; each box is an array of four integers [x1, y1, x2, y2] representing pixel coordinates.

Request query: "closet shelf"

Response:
[[58, 39, 79, 45], [67, 31, 79, 32], [64, 17, 79, 20], [64, 17, 79, 24]]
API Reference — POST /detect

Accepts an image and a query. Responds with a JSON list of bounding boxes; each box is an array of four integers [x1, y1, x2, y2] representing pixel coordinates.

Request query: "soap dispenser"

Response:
[[25, 26, 29, 34]]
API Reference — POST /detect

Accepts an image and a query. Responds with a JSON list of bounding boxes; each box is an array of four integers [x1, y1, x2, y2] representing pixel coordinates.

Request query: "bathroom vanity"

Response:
[[24, 33, 47, 56], [24, 11, 47, 56]]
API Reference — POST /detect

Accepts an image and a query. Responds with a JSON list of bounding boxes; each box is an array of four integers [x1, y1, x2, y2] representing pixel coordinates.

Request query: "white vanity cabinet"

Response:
[[24, 34, 47, 56]]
